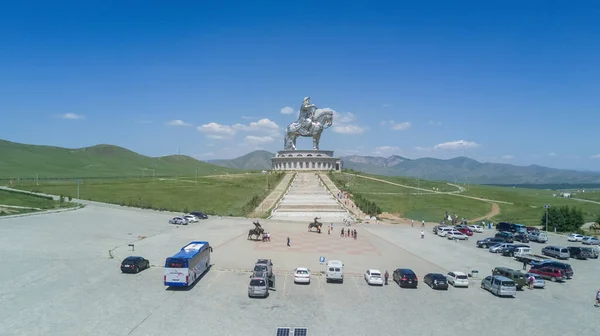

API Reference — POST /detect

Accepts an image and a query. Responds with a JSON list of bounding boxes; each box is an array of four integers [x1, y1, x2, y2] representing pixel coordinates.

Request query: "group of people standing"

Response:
[[340, 227, 357, 239]]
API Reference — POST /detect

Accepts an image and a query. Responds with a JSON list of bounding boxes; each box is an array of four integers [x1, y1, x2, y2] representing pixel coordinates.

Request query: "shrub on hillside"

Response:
[[350, 192, 382, 216], [539, 205, 584, 233]]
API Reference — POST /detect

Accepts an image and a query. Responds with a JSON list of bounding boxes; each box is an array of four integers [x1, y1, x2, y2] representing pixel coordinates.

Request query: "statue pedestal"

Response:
[[271, 150, 342, 171]]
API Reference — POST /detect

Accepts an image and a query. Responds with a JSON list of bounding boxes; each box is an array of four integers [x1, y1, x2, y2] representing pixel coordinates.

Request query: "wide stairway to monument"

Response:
[[270, 172, 349, 222]]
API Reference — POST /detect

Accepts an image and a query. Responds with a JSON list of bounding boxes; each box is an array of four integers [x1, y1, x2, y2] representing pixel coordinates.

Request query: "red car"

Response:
[[529, 266, 564, 282], [457, 227, 473, 236], [526, 226, 540, 233]]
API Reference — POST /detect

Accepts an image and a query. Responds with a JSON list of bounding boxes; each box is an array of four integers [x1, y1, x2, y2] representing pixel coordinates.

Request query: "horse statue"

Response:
[[308, 217, 322, 233], [248, 220, 265, 240], [284, 97, 334, 150], [590, 222, 600, 232]]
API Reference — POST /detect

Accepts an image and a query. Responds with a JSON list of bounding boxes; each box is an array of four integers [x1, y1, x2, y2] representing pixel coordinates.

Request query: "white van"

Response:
[[513, 247, 532, 258], [326, 260, 344, 283], [437, 227, 455, 237]]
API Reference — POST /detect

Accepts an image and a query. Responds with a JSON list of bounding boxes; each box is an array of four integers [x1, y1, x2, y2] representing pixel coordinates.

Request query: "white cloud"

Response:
[[500, 155, 514, 160], [166, 119, 192, 126], [333, 124, 365, 134], [244, 135, 275, 145], [233, 118, 279, 134], [332, 111, 365, 134], [197, 118, 280, 140], [433, 140, 480, 151], [197, 122, 236, 138], [380, 120, 411, 130], [280, 106, 295, 114], [61, 113, 84, 120], [590, 154, 600, 159], [548, 152, 557, 157]]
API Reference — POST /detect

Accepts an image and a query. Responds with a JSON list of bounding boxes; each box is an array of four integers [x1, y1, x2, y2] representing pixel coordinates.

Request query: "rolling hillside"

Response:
[[208, 150, 600, 184], [0, 139, 241, 178], [341, 155, 600, 184], [208, 150, 274, 170]]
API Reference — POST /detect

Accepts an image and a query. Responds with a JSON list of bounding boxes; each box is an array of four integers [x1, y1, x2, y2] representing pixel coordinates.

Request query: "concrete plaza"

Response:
[[0, 203, 598, 336]]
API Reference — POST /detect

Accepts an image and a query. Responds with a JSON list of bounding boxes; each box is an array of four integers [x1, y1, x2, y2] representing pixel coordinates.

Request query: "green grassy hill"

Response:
[[328, 172, 600, 226], [0, 139, 241, 179], [208, 150, 274, 170]]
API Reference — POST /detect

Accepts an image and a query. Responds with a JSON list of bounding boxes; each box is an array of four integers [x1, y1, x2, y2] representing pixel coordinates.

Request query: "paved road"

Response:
[[1, 204, 598, 336]]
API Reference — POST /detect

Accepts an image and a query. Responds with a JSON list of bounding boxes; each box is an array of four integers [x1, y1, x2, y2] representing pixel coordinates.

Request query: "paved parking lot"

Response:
[[1, 205, 599, 336]]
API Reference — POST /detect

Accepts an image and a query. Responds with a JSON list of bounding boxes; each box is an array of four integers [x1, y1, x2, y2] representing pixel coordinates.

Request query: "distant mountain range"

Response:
[[208, 151, 600, 184]]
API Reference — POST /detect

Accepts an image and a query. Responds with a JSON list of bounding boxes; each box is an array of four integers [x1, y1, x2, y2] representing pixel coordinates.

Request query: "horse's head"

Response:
[[314, 108, 334, 129]]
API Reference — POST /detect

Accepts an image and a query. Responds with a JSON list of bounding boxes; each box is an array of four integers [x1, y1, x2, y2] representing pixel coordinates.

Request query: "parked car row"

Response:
[[433, 224, 479, 240], [567, 233, 600, 245], [168, 212, 209, 225], [248, 259, 275, 298]]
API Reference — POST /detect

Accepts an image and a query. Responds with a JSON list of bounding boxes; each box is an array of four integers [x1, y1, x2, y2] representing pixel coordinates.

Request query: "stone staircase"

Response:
[[270, 172, 349, 223]]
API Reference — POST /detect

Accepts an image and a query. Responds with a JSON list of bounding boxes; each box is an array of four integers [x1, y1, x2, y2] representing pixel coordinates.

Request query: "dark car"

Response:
[[567, 246, 592, 260], [121, 256, 150, 273], [423, 273, 448, 290], [190, 211, 208, 219], [494, 232, 514, 243], [501, 244, 530, 257], [496, 222, 512, 232], [526, 226, 540, 233], [393, 268, 418, 288], [513, 233, 529, 243], [532, 261, 573, 279], [476, 237, 505, 248]]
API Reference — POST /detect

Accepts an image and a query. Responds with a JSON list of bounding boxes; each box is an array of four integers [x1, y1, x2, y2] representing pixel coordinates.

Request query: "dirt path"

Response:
[[346, 174, 514, 205], [469, 203, 500, 222]]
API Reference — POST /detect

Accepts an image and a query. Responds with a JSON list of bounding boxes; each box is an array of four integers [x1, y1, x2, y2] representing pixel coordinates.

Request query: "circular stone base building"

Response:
[[271, 150, 342, 171]]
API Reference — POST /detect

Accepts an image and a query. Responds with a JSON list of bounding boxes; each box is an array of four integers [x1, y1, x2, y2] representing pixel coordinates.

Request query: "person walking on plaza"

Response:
[[341, 228, 344, 237], [411, 219, 414, 227], [384, 270, 389, 285], [287, 237, 290, 247], [328, 226, 330, 235], [421, 219, 425, 228], [528, 274, 535, 290], [421, 229, 424, 239], [595, 289, 600, 307]]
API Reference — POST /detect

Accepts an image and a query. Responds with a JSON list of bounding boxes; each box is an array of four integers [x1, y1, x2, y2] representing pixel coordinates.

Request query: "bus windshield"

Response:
[[166, 259, 186, 268]]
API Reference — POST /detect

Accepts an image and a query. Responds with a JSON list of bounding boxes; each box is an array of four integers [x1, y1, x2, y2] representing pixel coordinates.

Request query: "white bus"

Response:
[[164, 241, 213, 287]]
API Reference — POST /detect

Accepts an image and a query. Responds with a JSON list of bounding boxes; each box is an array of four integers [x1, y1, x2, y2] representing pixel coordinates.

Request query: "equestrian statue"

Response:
[[248, 220, 265, 240], [284, 97, 334, 150], [308, 217, 322, 233]]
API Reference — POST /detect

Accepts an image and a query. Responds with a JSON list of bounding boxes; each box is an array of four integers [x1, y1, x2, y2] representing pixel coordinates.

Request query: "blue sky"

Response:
[[1, 1, 599, 170]]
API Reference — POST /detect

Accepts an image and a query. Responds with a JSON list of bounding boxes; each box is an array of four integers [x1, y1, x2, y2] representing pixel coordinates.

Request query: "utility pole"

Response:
[[36, 173, 39, 186], [544, 204, 551, 232]]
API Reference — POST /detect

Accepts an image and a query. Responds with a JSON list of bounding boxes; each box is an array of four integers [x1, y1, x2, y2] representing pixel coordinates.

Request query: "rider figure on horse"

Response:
[[298, 97, 317, 131]]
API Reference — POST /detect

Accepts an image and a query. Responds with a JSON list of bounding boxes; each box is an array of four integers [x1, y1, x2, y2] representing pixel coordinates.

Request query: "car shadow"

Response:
[[165, 264, 214, 291]]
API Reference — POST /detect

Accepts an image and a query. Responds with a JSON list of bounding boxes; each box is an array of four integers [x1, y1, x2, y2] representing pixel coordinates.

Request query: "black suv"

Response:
[[494, 232, 514, 243], [567, 246, 592, 260], [476, 237, 505, 248], [532, 261, 573, 279], [121, 256, 150, 273], [513, 233, 529, 243], [393, 268, 418, 288], [190, 211, 208, 219]]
